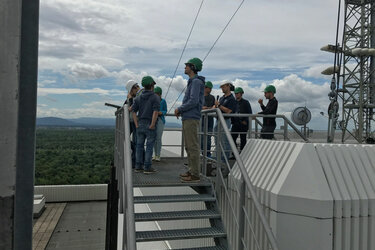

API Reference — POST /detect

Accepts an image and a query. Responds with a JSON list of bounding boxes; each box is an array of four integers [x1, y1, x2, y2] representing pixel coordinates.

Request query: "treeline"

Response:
[[35, 128, 114, 185]]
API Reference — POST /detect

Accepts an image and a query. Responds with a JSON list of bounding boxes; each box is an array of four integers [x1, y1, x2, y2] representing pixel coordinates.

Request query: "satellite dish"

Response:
[[291, 107, 311, 126]]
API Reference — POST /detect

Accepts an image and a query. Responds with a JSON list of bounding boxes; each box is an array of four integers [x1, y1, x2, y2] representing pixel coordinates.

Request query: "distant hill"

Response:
[[37, 117, 115, 127], [69, 117, 115, 127], [37, 117, 79, 127]]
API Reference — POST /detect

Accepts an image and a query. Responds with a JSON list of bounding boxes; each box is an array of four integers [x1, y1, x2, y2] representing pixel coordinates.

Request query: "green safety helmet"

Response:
[[141, 76, 155, 87], [185, 57, 203, 72], [205, 81, 213, 89], [154, 86, 162, 95], [234, 87, 244, 94], [264, 85, 276, 93]]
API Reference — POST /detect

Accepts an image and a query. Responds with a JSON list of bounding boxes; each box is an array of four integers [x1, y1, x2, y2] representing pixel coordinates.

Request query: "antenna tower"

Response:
[[324, 0, 375, 143]]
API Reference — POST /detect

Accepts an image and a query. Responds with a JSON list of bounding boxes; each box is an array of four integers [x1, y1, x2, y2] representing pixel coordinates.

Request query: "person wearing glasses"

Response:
[[125, 80, 140, 168]]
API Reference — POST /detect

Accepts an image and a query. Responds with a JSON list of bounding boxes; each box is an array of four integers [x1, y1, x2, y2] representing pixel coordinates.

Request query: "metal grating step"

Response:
[[176, 246, 227, 250], [136, 226, 226, 242], [135, 209, 221, 222], [134, 181, 212, 188], [134, 194, 215, 204]]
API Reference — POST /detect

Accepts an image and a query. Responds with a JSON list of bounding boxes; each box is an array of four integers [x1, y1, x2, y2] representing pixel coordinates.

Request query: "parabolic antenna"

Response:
[[291, 107, 311, 126]]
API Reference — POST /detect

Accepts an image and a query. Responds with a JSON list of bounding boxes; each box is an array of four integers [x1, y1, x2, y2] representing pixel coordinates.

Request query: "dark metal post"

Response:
[[0, 1, 39, 249], [106, 163, 118, 250]]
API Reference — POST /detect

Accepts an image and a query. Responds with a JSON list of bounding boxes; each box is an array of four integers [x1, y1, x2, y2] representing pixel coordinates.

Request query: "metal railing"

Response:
[[114, 105, 136, 250], [201, 109, 280, 250]]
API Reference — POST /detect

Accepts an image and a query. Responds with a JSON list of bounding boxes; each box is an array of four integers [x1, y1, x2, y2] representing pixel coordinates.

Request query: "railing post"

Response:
[[248, 116, 252, 139], [181, 129, 185, 159], [202, 113, 208, 176], [255, 121, 259, 139], [283, 118, 289, 140], [237, 177, 246, 250], [215, 120, 222, 195]]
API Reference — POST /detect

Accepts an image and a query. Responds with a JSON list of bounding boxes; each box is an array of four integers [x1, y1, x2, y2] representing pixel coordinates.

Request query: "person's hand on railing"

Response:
[[174, 108, 180, 119]]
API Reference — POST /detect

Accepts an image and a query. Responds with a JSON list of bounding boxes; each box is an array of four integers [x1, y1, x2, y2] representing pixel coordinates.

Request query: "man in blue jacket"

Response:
[[175, 57, 205, 182], [132, 76, 160, 174]]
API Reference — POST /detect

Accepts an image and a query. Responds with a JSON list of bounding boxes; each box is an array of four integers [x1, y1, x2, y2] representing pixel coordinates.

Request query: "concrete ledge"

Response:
[[34, 184, 108, 202]]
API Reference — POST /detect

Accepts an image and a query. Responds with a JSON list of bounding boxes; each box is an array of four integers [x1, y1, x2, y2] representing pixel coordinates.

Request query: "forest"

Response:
[[35, 128, 114, 185]]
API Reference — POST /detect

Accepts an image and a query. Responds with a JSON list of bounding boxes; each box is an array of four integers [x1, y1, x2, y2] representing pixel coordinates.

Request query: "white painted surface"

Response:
[[224, 139, 375, 250]]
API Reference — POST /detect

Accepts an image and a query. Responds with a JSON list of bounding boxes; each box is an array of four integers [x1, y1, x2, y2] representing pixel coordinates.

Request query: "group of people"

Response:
[[126, 57, 278, 183]]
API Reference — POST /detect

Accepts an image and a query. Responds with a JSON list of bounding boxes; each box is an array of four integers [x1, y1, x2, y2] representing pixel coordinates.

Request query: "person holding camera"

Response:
[[214, 82, 237, 161]]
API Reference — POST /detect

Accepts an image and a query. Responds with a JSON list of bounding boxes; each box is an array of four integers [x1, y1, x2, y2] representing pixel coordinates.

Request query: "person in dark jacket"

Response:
[[214, 82, 237, 161], [132, 76, 160, 174], [201, 81, 215, 157], [231, 87, 252, 151], [258, 85, 278, 139]]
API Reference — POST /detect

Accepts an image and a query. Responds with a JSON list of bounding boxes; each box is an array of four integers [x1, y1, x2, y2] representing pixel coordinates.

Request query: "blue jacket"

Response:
[[159, 98, 167, 124], [132, 90, 160, 123], [178, 75, 205, 120]]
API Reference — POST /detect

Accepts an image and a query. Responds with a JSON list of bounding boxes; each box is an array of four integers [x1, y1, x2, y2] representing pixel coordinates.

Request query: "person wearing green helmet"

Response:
[[258, 84, 278, 139], [176, 57, 205, 182], [132, 76, 160, 173], [152, 86, 167, 162], [201, 81, 215, 157], [231, 87, 252, 152]]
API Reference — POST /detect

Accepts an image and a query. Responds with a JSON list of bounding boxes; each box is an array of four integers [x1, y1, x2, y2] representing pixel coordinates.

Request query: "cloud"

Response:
[[67, 63, 111, 80], [38, 87, 123, 96]]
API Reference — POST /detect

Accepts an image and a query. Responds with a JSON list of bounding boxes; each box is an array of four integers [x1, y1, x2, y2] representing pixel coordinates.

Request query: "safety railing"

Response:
[[201, 109, 280, 250], [114, 105, 136, 250]]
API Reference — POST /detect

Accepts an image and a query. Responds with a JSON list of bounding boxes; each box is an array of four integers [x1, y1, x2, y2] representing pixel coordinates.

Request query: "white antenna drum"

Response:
[[291, 107, 311, 126]]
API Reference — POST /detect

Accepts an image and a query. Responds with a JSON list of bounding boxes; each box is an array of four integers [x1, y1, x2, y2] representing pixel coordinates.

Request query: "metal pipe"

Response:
[[237, 178, 246, 250], [123, 105, 136, 250], [202, 109, 279, 250], [202, 113, 209, 176]]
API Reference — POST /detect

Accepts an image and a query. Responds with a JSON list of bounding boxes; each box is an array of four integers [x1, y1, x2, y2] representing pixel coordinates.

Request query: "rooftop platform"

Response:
[[32, 201, 107, 250]]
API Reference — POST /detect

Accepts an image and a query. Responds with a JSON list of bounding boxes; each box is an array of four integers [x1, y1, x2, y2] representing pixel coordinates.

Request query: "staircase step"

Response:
[[135, 209, 221, 222], [136, 226, 226, 242], [134, 181, 212, 188], [134, 194, 215, 204], [176, 247, 227, 250]]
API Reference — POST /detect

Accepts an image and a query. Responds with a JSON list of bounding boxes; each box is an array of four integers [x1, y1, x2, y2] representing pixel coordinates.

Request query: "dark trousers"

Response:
[[261, 125, 276, 139], [231, 123, 248, 150]]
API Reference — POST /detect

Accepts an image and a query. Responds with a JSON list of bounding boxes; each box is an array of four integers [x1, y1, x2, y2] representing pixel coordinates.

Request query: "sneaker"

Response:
[[154, 156, 161, 162], [179, 171, 191, 177], [180, 175, 200, 183], [134, 168, 144, 173], [144, 168, 157, 174], [152, 156, 156, 161]]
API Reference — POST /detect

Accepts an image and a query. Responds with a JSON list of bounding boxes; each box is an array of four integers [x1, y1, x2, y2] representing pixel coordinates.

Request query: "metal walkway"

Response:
[[133, 158, 211, 187]]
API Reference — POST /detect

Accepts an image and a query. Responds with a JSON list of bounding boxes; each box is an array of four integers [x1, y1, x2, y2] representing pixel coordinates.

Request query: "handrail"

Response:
[[123, 104, 136, 250], [201, 108, 280, 250], [112, 104, 136, 250]]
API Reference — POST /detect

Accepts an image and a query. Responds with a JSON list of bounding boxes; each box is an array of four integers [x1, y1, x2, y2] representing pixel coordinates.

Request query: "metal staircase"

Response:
[[133, 179, 229, 249]]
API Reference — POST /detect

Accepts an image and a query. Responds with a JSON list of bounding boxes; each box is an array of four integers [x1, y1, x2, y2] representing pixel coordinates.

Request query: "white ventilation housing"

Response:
[[225, 139, 375, 250]]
